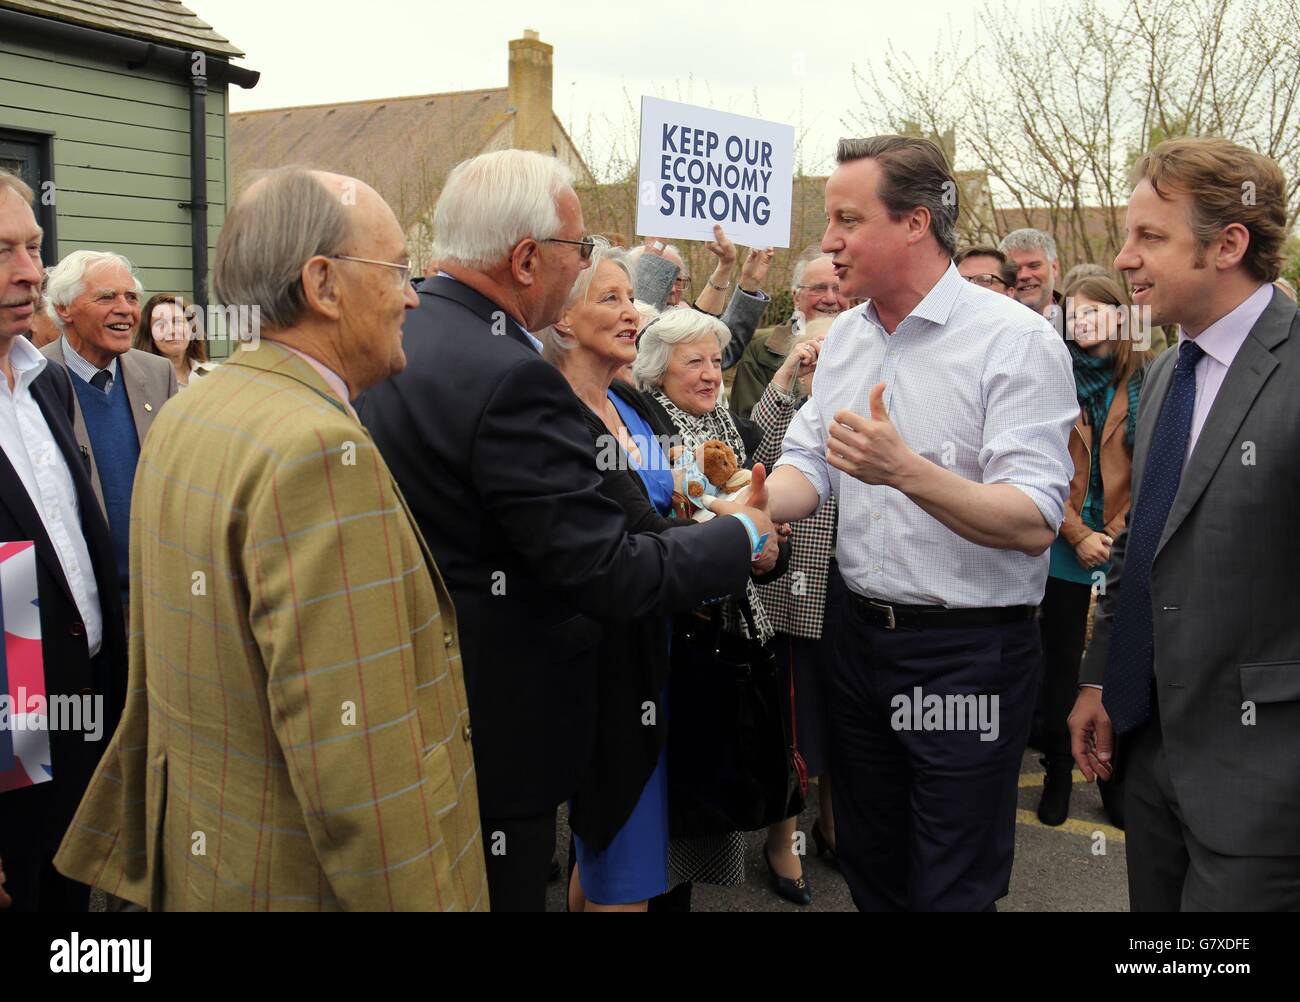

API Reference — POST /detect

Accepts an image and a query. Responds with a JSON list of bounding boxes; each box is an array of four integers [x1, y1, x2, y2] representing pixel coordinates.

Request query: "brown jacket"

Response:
[[1060, 385, 1134, 546], [54, 343, 486, 911]]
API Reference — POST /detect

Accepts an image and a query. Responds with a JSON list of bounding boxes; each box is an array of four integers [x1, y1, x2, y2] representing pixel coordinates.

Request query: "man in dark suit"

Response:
[[358, 150, 772, 911], [1070, 138, 1300, 910], [0, 169, 126, 911]]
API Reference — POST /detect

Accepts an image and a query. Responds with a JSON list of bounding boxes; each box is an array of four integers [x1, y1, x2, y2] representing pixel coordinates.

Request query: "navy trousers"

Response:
[[826, 573, 1041, 911]]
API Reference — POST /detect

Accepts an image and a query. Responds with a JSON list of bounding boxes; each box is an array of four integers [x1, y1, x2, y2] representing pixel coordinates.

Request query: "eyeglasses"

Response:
[[544, 236, 596, 260], [964, 273, 1008, 289], [328, 255, 413, 286], [797, 283, 842, 297]]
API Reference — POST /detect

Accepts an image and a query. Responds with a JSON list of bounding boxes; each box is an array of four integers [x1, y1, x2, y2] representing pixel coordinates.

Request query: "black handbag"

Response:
[[666, 599, 806, 838]]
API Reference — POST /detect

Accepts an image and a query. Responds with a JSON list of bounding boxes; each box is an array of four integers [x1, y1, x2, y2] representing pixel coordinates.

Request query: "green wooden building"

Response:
[[0, 0, 257, 350]]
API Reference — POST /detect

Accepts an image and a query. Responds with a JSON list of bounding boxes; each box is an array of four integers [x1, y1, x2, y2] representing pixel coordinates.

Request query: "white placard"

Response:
[[635, 96, 795, 248]]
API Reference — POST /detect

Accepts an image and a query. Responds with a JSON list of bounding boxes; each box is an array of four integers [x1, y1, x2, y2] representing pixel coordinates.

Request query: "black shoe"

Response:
[[764, 846, 812, 906], [1036, 757, 1073, 827], [811, 820, 839, 871], [548, 855, 562, 883]]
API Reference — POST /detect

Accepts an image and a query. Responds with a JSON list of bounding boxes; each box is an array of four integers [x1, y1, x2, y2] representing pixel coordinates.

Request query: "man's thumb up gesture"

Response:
[[827, 381, 917, 488], [868, 381, 889, 422]]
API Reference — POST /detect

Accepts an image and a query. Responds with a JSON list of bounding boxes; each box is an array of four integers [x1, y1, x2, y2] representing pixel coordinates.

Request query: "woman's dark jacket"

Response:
[[567, 380, 784, 851]]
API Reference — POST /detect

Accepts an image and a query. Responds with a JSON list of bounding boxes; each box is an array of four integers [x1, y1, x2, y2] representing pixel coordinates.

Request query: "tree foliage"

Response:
[[845, 0, 1300, 267]]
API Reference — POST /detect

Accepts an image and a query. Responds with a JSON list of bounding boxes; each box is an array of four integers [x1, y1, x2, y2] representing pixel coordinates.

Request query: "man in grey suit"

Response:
[[1069, 137, 1300, 911], [41, 250, 176, 606]]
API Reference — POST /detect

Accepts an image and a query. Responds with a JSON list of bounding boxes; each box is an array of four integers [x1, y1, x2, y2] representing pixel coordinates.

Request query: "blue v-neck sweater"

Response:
[[70, 371, 139, 602]]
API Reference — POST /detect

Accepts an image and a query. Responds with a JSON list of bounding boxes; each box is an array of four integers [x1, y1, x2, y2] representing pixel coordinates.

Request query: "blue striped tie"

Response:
[[1102, 339, 1204, 736]]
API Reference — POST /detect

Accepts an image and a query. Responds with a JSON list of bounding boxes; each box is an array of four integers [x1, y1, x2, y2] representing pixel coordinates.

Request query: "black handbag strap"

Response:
[[735, 590, 761, 640]]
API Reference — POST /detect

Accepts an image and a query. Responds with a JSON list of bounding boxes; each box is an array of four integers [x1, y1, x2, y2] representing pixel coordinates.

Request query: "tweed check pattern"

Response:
[[54, 342, 486, 911]]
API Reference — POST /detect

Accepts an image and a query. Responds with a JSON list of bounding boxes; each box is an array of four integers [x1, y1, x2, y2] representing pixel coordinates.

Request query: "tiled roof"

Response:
[[0, 0, 243, 57], [231, 88, 524, 231]]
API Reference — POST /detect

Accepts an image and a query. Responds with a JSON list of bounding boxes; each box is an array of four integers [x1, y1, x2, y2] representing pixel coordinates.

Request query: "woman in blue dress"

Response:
[[542, 240, 774, 910]]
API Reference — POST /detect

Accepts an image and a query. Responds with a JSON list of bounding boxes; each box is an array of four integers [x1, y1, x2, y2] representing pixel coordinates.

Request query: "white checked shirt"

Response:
[[0, 335, 104, 655], [776, 263, 1077, 608]]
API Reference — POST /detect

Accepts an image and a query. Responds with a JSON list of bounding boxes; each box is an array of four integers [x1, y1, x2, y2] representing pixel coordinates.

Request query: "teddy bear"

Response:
[[670, 439, 752, 519]]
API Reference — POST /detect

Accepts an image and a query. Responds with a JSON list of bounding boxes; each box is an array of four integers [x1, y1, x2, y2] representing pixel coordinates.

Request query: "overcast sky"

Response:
[[212, 0, 1083, 180]]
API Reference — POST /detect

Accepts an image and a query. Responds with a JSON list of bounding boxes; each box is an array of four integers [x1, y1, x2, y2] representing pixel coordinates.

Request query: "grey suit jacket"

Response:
[[40, 340, 178, 520], [1081, 288, 1300, 856]]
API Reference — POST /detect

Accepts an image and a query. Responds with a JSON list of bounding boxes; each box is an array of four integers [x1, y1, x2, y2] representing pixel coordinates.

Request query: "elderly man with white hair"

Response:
[[54, 166, 487, 912], [358, 149, 768, 911], [41, 250, 176, 607]]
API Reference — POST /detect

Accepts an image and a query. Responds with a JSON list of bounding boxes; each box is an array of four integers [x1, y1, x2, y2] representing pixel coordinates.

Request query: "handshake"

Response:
[[667, 440, 785, 573], [709, 462, 787, 574]]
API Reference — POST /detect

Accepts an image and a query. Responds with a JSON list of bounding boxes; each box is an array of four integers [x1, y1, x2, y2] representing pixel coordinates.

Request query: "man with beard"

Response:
[[1001, 228, 1064, 334]]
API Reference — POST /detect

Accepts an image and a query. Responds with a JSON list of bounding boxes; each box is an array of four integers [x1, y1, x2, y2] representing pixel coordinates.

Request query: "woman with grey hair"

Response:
[[542, 239, 777, 912], [635, 309, 801, 906]]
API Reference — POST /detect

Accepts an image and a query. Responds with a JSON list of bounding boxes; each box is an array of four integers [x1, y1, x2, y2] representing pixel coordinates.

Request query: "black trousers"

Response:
[[1125, 715, 1300, 911], [826, 577, 1041, 911], [1037, 576, 1093, 764], [481, 810, 557, 912]]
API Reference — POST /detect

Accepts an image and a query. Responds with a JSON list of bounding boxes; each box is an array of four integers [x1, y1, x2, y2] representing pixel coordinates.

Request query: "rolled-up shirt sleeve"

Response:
[[774, 390, 833, 506], [978, 329, 1077, 531]]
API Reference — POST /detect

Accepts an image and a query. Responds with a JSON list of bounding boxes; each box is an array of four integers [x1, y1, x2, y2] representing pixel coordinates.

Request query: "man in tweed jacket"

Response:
[[53, 169, 487, 911]]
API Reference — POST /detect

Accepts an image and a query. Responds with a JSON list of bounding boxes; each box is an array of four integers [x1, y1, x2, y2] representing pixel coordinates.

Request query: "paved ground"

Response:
[[547, 748, 1129, 912]]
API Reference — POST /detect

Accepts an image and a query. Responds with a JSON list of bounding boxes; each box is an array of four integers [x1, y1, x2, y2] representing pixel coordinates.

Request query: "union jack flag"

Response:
[[0, 540, 51, 793]]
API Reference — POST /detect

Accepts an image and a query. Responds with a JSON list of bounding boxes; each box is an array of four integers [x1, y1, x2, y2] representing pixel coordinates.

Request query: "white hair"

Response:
[[626, 243, 683, 270], [634, 299, 659, 329], [431, 149, 575, 270], [792, 253, 832, 293], [632, 308, 731, 391], [999, 228, 1058, 262], [541, 237, 632, 364], [45, 249, 142, 333]]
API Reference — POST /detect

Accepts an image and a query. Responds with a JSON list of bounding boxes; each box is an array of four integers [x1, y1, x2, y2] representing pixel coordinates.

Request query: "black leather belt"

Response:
[[848, 593, 1036, 631]]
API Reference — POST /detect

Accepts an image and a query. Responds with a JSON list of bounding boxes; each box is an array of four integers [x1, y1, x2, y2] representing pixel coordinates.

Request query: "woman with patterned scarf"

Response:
[[633, 308, 789, 910], [1037, 275, 1150, 827]]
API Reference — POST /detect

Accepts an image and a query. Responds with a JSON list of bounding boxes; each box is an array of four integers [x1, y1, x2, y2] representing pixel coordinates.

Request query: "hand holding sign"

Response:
[[704, 224, 738, 269], [827, 383, 917, 488]]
